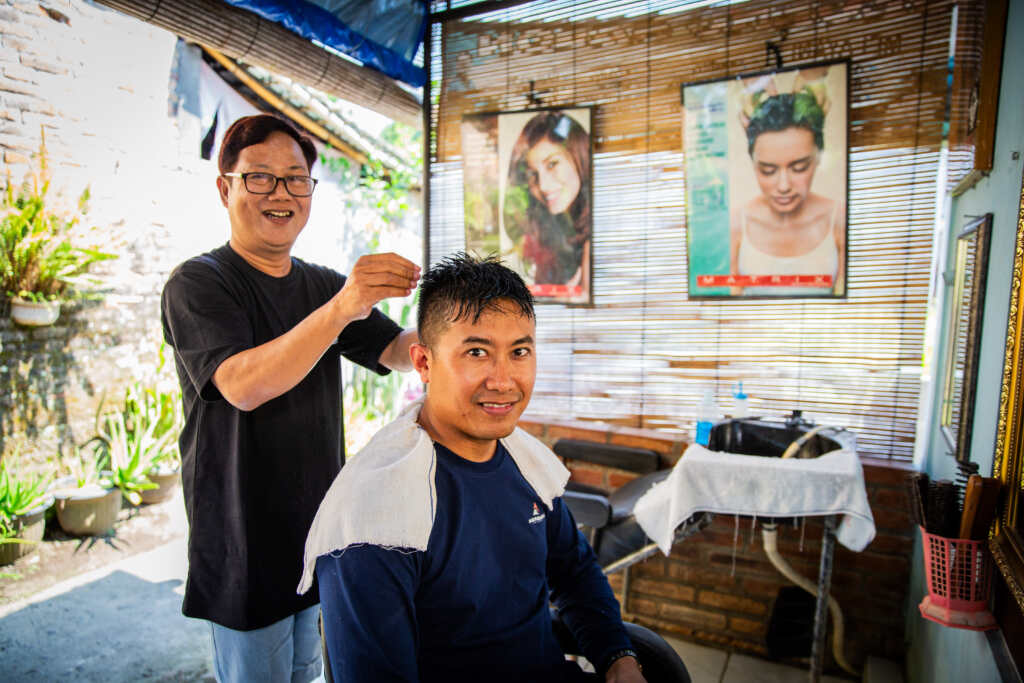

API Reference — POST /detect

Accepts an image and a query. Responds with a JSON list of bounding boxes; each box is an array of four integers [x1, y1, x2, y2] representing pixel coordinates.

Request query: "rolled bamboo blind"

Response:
[[94, 0, 422, 128], [430, 0, 978, 461]]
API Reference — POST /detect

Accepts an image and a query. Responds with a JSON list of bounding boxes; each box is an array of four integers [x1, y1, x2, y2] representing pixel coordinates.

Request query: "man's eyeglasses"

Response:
[[223, 172, 318, 197]]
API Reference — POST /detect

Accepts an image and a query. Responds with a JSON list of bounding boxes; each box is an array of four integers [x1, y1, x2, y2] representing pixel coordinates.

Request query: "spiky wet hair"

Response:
[[417, 252, 535, 348]]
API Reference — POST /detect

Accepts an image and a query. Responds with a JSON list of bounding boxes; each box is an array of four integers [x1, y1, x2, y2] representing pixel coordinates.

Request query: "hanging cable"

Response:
[[638, 0, 652, 425]]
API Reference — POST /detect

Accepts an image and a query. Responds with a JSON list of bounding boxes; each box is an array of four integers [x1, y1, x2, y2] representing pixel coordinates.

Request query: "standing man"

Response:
[[161, 114, 419, 683], [299, 254, 645, 682]]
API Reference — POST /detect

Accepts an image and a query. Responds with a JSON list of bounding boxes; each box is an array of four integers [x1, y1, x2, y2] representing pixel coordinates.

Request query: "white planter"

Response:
[[138, 467, 181, 505], [51, 475, 121, 536], [0, 494, 54, 565], [9, 297, 60, 327]]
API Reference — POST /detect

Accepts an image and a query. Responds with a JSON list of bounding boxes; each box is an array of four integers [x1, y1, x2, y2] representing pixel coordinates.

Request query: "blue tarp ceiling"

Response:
[[222, 0, 427, 87]]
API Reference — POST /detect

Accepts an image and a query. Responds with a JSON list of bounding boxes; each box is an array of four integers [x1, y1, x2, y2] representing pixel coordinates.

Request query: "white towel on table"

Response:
[[633, 443, 875, 555], [297, 398, 570, 594]]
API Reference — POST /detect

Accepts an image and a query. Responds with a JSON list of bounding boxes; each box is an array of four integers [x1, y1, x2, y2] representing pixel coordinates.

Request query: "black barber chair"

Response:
[[555, 439, 711, 573], [551, 607, 691, 682]]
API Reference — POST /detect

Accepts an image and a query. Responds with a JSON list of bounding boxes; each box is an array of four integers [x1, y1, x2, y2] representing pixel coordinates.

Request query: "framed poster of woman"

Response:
[[461, 107, 593, 304], [682, 60, 848, 298]]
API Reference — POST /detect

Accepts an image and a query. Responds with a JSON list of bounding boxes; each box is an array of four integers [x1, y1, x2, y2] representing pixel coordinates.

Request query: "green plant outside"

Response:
[[317, 120, 423, 453], [0, 135, 117, 303], [110, 381, 183, 475], [0, 514, 37, 578], [89, 412, 160, 506], [62, 444, 112, 490], [0, 460, 50, 534], [0, 459, 47, 581], [317, 122, 421, 226], [89, 378, 184, 505], [344, 292, 419, 426]]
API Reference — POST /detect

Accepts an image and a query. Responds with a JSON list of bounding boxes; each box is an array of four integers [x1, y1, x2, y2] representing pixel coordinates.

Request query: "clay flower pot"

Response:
[[9, 297, 60, 327], [0, 494, 54, 565], [51, 476, 121, 536], [138, 467, 181, 505]]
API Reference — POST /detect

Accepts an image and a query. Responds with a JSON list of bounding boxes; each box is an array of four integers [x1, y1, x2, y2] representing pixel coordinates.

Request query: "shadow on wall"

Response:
[[0, 298, 103, 459]]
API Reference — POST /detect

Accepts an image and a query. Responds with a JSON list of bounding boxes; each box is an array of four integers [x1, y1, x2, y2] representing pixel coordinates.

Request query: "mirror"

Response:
[[940, 213, 992, 462]]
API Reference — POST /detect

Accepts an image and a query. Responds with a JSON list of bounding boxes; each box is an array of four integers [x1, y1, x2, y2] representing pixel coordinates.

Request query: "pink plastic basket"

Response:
[[918, 527, 996, 631]]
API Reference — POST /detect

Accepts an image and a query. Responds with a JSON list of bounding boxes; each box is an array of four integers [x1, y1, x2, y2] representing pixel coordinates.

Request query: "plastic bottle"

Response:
[[733, 381, 749, 419], [695, 389, 717, 446]]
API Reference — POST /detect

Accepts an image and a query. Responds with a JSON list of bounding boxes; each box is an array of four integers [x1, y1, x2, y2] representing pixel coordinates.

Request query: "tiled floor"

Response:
[[664, 635, 851, 683]]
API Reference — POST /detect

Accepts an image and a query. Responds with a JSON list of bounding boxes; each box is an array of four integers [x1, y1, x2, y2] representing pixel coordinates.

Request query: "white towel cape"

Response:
[[297, 398, 570, 594], [633, 443, 876, 555]]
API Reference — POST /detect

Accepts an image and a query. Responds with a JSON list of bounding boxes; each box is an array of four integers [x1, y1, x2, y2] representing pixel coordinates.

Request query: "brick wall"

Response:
[[521, 417, 916, 670]]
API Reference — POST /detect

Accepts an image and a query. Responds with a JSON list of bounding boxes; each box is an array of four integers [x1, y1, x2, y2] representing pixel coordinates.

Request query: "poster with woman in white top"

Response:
[[683, 61, 848, 298]]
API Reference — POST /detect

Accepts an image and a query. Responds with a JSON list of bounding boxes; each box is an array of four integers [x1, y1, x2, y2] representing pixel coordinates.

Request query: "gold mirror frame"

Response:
[[991, 168, 1024, 617]]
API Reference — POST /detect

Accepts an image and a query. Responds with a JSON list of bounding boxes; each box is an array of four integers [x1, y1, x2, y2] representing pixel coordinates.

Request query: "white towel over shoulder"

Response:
[[297, 399, 570, 594]]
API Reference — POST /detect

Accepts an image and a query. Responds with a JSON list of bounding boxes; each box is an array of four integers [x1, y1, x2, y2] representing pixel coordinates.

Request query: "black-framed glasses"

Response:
[[223, 172, 318, 197]]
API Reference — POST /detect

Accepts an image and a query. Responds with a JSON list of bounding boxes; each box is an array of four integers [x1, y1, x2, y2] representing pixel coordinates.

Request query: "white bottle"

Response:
[[695, 389, 717, 446], [733, 381, 749, 419]]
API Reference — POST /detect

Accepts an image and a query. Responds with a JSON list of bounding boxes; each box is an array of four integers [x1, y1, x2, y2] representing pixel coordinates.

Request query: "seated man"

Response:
[[298, 253, 646, 682]]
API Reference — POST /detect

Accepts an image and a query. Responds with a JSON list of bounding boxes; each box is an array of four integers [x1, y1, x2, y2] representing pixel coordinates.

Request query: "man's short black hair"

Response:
[[417, 252, 535, 348], [218, 114, 317, 174]]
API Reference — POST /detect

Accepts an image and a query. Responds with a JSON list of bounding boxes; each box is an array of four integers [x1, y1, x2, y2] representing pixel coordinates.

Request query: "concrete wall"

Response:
[[905, 0, 1024, 680]]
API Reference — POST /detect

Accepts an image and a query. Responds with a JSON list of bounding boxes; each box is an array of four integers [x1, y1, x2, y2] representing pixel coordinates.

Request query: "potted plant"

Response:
[[89, 411, 163, 506], [1, 133, 116, 326], [140, 444, 182, 505], [51, 446, 121, 537], [0, 460, 53, 565], [94, 376, 183, 505]]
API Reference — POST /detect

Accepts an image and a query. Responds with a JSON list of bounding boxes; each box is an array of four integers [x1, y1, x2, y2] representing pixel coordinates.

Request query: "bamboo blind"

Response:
[[430, 0, 978, 461], [94, 0, 421, 128]]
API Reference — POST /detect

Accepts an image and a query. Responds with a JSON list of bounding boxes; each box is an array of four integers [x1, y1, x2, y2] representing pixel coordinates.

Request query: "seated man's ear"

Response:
[[410, 343, 431, 384]]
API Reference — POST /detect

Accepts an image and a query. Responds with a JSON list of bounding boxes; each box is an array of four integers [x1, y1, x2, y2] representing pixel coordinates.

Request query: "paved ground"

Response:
[[0, 535, 213, 682], [0, 486, 213, 683]]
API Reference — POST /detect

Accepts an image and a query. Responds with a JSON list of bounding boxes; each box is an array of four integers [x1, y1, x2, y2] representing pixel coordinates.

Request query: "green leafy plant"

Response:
[[114, 382, 182, 475], [343, 294, 421, 454], [0, 516, 35, 578], [318, 121, 421, 225], [0, 461, 50, 520], [61, 443, 111, 490], [0, 133, 117, 303], [90, 344, 183, 480], [88, 411, 168, 506], [315, 120, 423, 454], [0, 458, 50, 574]]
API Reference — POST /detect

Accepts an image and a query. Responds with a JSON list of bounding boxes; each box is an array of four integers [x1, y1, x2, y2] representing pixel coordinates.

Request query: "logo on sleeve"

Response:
[[528, 502, 546, 525]]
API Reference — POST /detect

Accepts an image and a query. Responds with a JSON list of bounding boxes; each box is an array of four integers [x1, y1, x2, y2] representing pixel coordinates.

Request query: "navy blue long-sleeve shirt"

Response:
[[315, 441, 632, 682]]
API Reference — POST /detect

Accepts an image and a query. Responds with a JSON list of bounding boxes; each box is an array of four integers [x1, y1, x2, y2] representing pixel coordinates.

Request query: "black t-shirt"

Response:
[[160, 243, 402, 630]]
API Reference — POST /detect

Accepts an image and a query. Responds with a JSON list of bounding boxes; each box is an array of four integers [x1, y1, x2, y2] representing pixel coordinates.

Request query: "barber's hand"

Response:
[[334, 253, 420, 321], [606, 656, 646, 683]]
